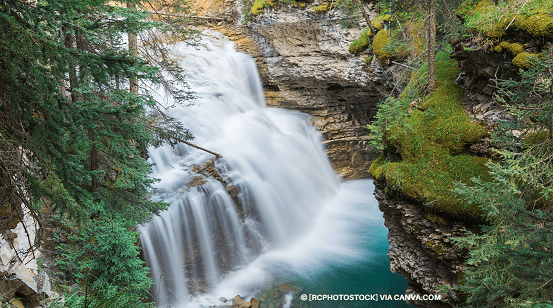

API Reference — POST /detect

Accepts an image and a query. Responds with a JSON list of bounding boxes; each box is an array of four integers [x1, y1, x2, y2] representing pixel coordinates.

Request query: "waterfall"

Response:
[[139, 31, 387, 308]]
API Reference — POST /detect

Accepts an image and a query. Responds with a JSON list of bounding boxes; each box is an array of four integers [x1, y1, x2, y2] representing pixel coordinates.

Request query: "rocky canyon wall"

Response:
[[208, 2, 401, 179], [204, 2, 469, 307]]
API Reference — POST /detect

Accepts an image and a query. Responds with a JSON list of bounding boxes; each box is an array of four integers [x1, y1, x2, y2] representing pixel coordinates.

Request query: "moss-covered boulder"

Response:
[[372, 30, 391, 62], [348, 27, 372, 55], [507, 43, 523, 55], [512, 52, 541, 68], [499, 41, 511, 49], [251, 0, 274, 15], [369, 155, 386, 180], [374, 14, 393, 30]]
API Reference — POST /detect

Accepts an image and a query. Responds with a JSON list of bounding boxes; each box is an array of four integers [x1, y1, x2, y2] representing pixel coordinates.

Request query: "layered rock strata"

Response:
[[215, 3, 402, 178], [375, 185, 468, 308], [203, 3, 470, 307]]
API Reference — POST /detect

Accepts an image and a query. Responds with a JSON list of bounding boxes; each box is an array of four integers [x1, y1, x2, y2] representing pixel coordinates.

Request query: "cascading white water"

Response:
[[139, 31, 388, 308]]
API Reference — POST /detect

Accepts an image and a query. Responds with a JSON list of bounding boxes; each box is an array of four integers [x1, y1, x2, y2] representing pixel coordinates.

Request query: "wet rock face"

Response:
[[265, 78, 386, 179], [375, 185, 469, 308], [220, 5, 400, 178]]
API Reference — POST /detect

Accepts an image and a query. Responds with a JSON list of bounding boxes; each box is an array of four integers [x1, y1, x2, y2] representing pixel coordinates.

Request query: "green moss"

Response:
[[434, 244, 446, 254], [492, 45, 503, 52], [427, 213, 448, 226], [514, 12, 553, 37], [457, 0, 553, 38], [299, 2, 306, 8], [350, 19, 417, 58], [507, 43, 524, 55], [381, 52, 489, 219], [251, 0, 274, 15], [348, 27, 372, 55], [365, 55, 373, 64], [523, 131, 550, 146], [499, 41, 511, 49], [456, 0, 479, 19], [425, 240, 446, 254], [375, 14, 393, 30], [369, 155, 386, 180], [312, 1, 332, 13], [512, 52, 541, 68], [373, 30, 391, 62]]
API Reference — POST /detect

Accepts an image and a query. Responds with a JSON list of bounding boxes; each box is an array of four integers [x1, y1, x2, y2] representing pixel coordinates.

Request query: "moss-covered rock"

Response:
[[312, 1, 332, 13], [427, 213, 448, 226], [348, 27, 372, 55], [375, 14, 393, 30], [349, 17, 419, 59], [515, 12, 553, 37], [507, 43, 523, 55], [499, 41, 511, 49], [373, 30, 391, 62], [251, 0, 274, 15], [425, 241, 446, 254], [512, 52, 541, 68], [369, 155, 386, 180], [380, 52, 489, 219], [492, 45, 503, 52]]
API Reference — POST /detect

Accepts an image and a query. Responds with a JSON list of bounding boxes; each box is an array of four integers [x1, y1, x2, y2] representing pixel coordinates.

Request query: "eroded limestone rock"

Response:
[[375, 184, 468, 308], [0, 206, 51, 306], [217, 4, 403, 178]]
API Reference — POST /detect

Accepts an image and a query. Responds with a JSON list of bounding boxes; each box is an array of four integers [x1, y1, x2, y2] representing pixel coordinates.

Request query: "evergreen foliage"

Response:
[[0, 0, 194, 305], [57, 220, 155, 307], [453, 53, 553, 307]]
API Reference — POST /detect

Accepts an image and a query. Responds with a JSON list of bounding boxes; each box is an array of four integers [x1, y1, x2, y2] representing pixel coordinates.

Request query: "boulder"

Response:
[[232, 295, 245, 305], [0, 206, 51, 306], [250, 297, 260, 308]]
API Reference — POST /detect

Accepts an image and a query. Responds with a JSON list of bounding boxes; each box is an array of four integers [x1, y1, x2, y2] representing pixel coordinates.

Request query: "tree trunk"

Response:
[[90, 140, 99, 192], [427, 0, 437, 93], [128, 2, 139, 94], [356, 0, 376, 35], [63, 28, 79, 103]]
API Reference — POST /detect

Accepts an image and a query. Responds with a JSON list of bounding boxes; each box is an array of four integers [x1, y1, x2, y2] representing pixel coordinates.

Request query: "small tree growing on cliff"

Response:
[[427, 0, 437, 93]]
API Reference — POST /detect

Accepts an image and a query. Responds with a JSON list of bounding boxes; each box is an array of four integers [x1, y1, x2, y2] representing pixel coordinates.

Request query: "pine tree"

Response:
[[0, 0, 194, 305], [453, 52, 553, 307]]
